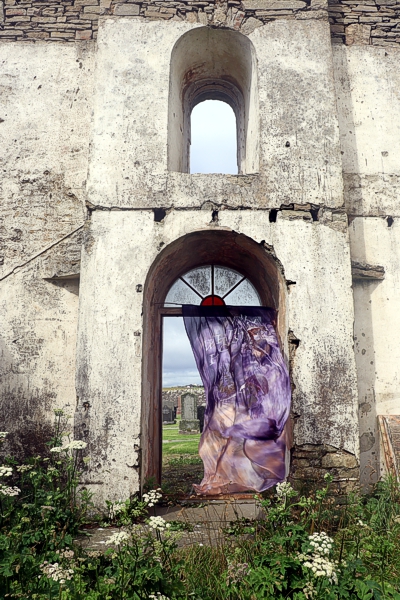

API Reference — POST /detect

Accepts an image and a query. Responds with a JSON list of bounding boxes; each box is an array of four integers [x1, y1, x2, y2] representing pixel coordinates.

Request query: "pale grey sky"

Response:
[[162, 100, 236, 387], [190, 100, 237, 175], [162, 317, 202, 387]]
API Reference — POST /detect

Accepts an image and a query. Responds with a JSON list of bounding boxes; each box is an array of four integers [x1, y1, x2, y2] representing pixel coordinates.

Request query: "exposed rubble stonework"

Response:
[[1, 4, 399, 505], [1, 0, 400, 47]]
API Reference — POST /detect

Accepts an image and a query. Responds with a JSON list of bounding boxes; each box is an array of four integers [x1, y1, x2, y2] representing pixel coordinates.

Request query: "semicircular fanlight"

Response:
[[164, 265, 261, 307]]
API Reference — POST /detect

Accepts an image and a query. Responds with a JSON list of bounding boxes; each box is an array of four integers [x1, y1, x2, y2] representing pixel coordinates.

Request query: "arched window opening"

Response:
[[168, 27, 259, 175], [190, 100, 238, 174]]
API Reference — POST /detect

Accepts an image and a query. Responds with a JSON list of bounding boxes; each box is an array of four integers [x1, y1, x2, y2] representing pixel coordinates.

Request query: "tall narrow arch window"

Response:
[[164, 265, 261, 307], [168, 28, 259, 174]]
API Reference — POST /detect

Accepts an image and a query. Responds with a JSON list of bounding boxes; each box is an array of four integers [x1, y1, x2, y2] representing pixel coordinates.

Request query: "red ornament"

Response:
[[201, 295, 225, 306]]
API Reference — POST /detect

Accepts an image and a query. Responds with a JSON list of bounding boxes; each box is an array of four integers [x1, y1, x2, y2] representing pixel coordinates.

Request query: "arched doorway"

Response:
[[141, 230, 288, 489]]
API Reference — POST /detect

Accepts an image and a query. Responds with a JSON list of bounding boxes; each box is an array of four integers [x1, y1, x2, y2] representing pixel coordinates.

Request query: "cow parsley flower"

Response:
[[16, 464, 33, 473], [56, 549, 75, 560], [143, 488, 162, 507], [303, 581, 316, 598], [147, 516, 171, 531], [148, 594, 170, 600], [50, 447, 63, 453], [357, 519, 368, 528], [66, 440, 87, 450], [0, 485, 20, 497], [39, 561, 74, 584], [105, 531, 130, 546], [298, 532, 338, 585], [0, 466, 12, 478], [276, 481, 297, 498]]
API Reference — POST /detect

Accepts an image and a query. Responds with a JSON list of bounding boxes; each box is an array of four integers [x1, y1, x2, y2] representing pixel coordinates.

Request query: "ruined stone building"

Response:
[[1, 0, 400, 504]]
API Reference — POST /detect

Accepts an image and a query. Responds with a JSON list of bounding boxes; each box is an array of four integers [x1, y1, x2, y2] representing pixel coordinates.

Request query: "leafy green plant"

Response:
[[1, 421, 400, 600]]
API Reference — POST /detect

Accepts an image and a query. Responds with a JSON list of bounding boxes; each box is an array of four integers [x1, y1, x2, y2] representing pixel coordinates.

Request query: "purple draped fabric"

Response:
[[183, 306, 291, 495]]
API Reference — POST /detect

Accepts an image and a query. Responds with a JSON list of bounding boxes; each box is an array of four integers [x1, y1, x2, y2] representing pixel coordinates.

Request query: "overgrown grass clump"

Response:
[[1, 417, 400, 599]]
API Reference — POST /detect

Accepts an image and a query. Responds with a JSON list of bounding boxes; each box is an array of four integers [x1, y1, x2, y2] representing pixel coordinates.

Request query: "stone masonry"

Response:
[[1, 0, 400, 46], [1, 0, 400, 504]]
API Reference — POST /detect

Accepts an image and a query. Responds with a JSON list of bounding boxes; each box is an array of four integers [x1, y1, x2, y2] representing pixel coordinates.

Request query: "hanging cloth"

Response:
[[183, 305, 291, 495]]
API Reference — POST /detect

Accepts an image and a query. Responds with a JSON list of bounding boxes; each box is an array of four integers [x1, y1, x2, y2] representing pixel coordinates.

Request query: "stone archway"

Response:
[[140, 229, 288, 488]]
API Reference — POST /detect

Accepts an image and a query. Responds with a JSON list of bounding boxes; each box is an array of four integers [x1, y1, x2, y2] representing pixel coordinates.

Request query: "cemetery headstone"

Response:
[[162, 401, 175, 424], [179, 392, 200, 434]]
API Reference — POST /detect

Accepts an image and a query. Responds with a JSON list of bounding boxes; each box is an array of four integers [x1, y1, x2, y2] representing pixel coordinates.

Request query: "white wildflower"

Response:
[[66, 440, 87, 450], [148, 594, 170, 600], [50, 447, 63, 453], [303, 581, 316, 599], [16, 465, 33, 473], [0, 432, 8, 439], [276, 481, 297, 499], [298, 531, 338, 585], [56, 549, 75, 560], [147, 516, 171, 532], [357, 519, 368, 528], [0, 466, 13, 477], [40, 561, 74, 583], [143, 488, 162, 507], [105, 531, 130, 546], [0, 485, 20, 497], [109, 500, 125, 520]]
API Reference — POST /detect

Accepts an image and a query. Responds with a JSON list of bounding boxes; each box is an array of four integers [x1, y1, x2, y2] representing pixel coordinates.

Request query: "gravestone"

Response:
[[179, 392, 200, 434], [162, 401, 175, 424]]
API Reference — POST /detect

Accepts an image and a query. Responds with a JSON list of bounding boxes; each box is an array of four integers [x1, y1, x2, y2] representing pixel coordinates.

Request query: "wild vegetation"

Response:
[[162, 420, 202, 496], [1, 413, 400, 599]]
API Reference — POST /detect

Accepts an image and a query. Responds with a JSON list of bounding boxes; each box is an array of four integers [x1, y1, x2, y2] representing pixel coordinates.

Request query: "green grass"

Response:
[[162, 440, 200, 456], [162, 420, 201, 457]]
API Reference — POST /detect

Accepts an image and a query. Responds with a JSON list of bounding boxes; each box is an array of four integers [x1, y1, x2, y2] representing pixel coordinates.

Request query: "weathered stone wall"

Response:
[[0, 0, 100, 41], [87, 19, 343, 210], [0, 0, 327, 43], [4, 6, 400, 500], [2, 0, 400, 47], [329, 0, 400, 47], [0, 42, 94, 456], [333, 44, 400, 485], [76, 207, 359, 504], [162, 387, 205, 407]]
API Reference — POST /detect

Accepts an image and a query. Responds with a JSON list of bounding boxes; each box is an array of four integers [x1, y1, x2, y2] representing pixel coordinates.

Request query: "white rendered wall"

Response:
[[76, 210, 359, 504], [87, 18, 344, 210], [74, 18, 360, 503], [0, 42, 94, 276], [333, 45, 400, 483], [0, 42, 94, 455], [349, 217, 400, 481]]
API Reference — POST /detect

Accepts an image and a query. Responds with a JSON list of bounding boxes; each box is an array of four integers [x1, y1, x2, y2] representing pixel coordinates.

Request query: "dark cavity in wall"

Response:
[[153, 208, 167, 222], [387, 216, 394, 227], [211, 209, 219, 223], [269, 209, 278, 223]]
